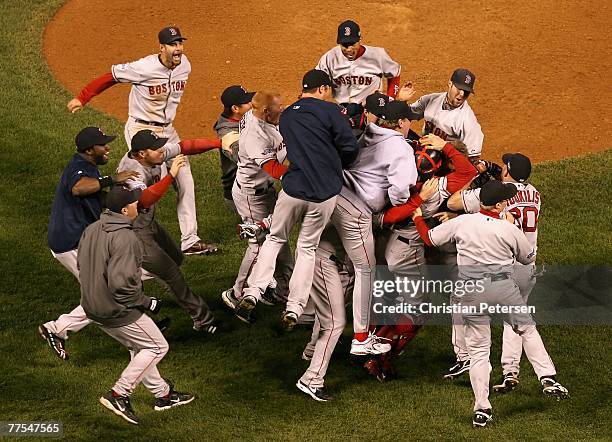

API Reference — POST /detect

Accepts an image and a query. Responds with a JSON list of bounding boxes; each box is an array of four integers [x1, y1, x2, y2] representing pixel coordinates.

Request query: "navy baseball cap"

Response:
[[106, 186, 142, 213], [337, 20, 361, 44], [302, 69, 334, 90], [130, 130, 168, 156], [380, 100, 421, 121], [158, 26, 187, 45], [75, 127, 116, 152], [502, 153, 532, 182], [365, 92, 390, 117], [451, 68, 476, 93], [221, 85, 256, 108], [480, 180, 518, 206]]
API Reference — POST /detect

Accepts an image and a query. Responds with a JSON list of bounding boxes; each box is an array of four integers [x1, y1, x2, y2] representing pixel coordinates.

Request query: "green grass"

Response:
[[0, 1, 610, 440]]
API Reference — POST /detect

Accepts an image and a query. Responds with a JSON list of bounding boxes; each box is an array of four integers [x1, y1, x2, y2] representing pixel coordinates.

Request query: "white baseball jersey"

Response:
[[410, 92, 484, 157], [236, 110, 287, 189], [461, 182, 541, 254], [316, 45, 400, 103], [116, 143, 181, 229], [111, 55, 191, 124], [428, 212, 536, 278]]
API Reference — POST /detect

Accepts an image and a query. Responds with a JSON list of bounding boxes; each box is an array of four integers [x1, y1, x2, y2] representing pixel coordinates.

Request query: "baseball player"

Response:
[[447, 153, 542, 392], [213, 85, 255, 214], [399, 68, 484, 159], [296, 225, 348, 401], [316, 20, 401, 104], [79, 186, 193, 425], [332, 100, 419, 355], [412, 180, 569, 427], [233, 69, 358, 326], [221, 91, 294, 311], [117, 130, 225, 332], [364, 135, 478, 380], [40, 130, 222, 358], [66, 26, 217, 255], [39, 127, 139, 360]]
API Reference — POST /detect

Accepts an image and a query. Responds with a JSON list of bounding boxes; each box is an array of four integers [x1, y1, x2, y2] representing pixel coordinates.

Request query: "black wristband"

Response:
[[99, 176, 113, 188]]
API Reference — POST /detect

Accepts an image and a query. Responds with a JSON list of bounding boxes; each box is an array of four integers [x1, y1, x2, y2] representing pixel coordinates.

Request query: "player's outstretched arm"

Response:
[[67, 72, 117, 113]]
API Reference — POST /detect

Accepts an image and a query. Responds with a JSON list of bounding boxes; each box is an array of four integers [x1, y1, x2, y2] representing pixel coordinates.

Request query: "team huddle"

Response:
[[39, 21, 569, 428]]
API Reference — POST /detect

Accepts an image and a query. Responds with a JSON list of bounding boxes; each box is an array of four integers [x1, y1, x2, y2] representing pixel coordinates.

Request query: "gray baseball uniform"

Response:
[[113, 54, 201, 251], [334, 123, 416, 333], [117, 146, 215, 328], [425, 211, 556, 412], [316, 45, 401, 103], [462, 183, 542, 375], [299, 225, 347, 389], [410, 92, 484, 157], [231, 110, 293, 297]]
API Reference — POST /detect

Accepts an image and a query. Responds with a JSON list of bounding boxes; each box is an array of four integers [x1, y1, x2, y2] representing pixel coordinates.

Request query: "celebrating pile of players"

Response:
[[39, 20, 569, 427]]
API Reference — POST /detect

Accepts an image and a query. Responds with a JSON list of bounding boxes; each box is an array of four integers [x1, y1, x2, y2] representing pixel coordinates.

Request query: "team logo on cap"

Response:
[[169, 27, 177, 36], [465, 74, 472, 84], [150, 131, 159, 139], [344, 27, 351, 36], [378, 98, 386, 107]]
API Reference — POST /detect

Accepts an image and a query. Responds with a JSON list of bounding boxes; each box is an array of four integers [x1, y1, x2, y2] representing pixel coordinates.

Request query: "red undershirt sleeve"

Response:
[[413, 215, 433, 246], [383, 194, 423, 224], [443, 143, 479, 193], [261, 159, 288, 180], [387, 75, 401, 98], [76, 72, 117, 105], [179, 138, 221, 155], [138, 175, 173, 209]]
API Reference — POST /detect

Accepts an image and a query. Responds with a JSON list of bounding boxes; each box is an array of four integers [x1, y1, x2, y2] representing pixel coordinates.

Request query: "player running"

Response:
[[66, 26, 217, 256]]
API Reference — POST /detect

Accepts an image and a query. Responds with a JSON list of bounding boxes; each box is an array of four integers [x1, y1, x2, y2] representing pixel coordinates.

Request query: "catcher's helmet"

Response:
[[415, 148, 443, 180]]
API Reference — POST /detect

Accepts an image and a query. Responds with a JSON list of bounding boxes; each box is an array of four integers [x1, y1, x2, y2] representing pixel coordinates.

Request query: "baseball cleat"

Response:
[[472, 409, 492, 428], [364, 357, 385, 382], [234, 295, 257, 324], [221, 288, 240, 311], [38, 324, 68, 360], [540, 377, 570, 400], [281, 311, 299, 332], [183, 241, 219, 256], [492, 372, 519, 393], [443, 359, 471, 379], [99, 390, 139, 425], [296, 380, 332, 402], [236, 222, 262, 240], [380, 356, 398, 381], [193, 318, 231, 334], [154, 388, 195, 411], [301, 349, 314, 361], [350, 334, 391, 356], [259, 286, 277, 306]]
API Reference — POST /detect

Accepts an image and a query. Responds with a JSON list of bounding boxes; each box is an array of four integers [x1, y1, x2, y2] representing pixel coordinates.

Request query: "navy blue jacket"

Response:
[[279, 97, 358, 202], [48, 154, 103, 253]]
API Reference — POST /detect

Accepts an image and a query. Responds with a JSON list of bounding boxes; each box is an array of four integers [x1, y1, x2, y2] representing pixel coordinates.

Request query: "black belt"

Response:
[[466, 273, 511, 282], [236, 181, 273, 196], [397, 236, 411, 245], [134, 119, 170, 127]]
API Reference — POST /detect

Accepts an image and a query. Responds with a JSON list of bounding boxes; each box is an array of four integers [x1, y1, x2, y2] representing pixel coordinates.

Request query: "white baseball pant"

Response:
[[461, 278, 556, 411], [231, 183, 293, 297], [243, 190, 337, 315], [100, 314, 170, 398], [330, 194, 375, 334]]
